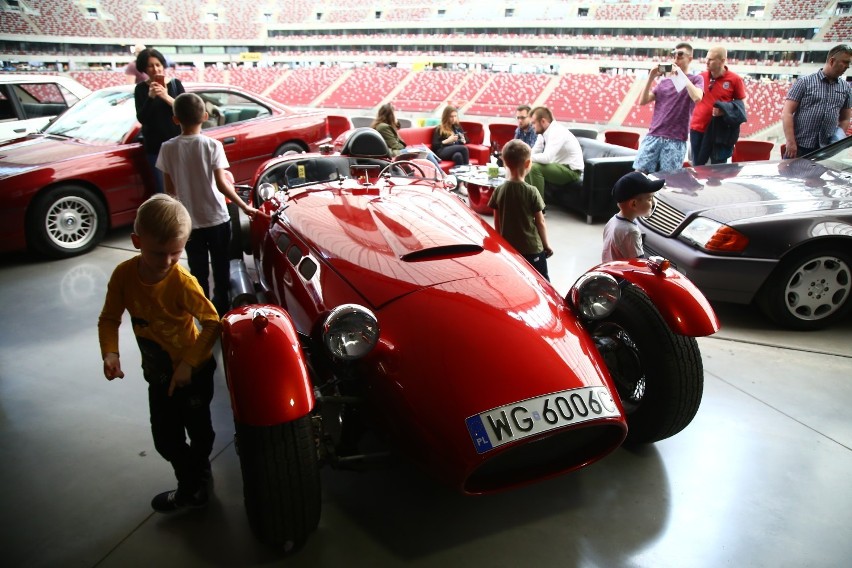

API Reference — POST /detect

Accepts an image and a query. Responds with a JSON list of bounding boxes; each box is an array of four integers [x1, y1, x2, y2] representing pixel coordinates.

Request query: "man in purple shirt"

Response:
[[125, 43, 148, 84], [633, 42, 704, 173]]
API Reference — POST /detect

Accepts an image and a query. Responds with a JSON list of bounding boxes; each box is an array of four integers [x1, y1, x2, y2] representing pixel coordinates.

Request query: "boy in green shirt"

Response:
[[488, 139, 553, 280]]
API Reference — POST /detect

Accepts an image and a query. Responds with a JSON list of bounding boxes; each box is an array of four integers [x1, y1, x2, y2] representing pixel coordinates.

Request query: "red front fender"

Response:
[[594, 259, 720, 337], [221, 304, 315, 426]]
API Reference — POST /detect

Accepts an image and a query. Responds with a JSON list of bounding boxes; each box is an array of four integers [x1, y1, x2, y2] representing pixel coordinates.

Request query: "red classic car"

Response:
[[221, 129, 719, 551], [0, 83, 331, 258]]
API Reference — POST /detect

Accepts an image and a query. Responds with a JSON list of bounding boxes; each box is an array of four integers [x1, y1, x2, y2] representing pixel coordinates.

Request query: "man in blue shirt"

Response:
[[514, 105, 538, 148], [782, 44, 852, 158]]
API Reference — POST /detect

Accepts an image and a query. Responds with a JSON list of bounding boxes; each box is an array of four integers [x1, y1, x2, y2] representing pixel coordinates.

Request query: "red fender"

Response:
[[594, 259, 720, 337], [221, 304, 314, 426]]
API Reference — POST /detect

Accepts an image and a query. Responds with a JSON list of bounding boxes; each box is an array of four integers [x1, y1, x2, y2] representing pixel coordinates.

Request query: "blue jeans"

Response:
[[185, 221, 231, 316], [689, 130, 733, 166], [147, 152, 165, 194]]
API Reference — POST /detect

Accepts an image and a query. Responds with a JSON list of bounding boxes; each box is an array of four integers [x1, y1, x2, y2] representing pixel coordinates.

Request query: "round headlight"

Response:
[[322, 304, 379, 360], [568, 272, 621, 320], [257, 182, 276, 203]]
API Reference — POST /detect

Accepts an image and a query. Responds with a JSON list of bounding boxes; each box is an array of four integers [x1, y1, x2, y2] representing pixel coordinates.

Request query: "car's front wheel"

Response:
[[235, 417, 321, 552], [592, 284, 704, 444], [757, 249, 851, 330], [27, 185, 108, 258], [274, 142, 304, 156]]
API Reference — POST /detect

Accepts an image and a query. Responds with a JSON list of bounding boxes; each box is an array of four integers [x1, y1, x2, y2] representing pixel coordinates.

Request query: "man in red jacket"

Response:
[[689, 46, 747, 165]]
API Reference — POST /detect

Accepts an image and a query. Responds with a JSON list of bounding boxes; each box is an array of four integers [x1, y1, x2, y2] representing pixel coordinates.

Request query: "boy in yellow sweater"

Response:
[[98, 194, 221, 513]]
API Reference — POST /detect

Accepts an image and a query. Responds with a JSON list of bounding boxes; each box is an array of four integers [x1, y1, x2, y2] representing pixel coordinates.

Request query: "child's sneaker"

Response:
[[151, 487, 208, 513]]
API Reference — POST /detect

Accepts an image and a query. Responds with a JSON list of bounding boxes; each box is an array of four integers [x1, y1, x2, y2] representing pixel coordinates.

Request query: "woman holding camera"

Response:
[[134, 48, 184, 193], [431, 105, 470, 166]]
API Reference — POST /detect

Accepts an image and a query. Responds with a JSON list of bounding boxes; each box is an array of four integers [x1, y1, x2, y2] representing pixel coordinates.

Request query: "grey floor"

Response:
[[2, 206, 851, 568]]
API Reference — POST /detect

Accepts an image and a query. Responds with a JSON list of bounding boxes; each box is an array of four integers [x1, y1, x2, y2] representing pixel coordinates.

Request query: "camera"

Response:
[[658, 64, 673, 73]]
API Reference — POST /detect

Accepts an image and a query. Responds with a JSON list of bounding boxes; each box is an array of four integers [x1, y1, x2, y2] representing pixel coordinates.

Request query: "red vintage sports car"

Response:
[[0, 83, 331, 258], [221, 128, 720, 551]]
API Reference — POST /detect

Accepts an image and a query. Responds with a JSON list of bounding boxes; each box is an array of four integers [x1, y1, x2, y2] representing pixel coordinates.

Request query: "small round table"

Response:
[[450, 165, 505, 215]]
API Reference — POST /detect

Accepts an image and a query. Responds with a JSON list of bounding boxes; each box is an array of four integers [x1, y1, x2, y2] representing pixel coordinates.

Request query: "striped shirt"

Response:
[[786, 70, 852, 149]]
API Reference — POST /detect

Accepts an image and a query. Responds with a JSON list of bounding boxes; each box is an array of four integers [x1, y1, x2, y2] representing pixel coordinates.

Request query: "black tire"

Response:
[[274, 142, 304, 157], [756, 248, 852, 331], [27, 185, 107, 258], [591, 284, 703, 444], [235, 417, 321, 551]]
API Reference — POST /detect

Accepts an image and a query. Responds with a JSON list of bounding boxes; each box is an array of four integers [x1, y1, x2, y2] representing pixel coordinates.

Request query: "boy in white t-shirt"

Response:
[[601, 172, 665, 262], [157, 92, 258, 316]]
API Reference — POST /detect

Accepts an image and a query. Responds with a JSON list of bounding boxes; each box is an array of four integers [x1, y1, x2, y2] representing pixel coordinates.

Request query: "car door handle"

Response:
[[13, 128, 26, 133], [222, 137, 236, 145]]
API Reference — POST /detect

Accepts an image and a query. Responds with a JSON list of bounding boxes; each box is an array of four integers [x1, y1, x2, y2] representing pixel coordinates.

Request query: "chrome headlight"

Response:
[[322, 304, 379, 360], [568, 272, 621, 320], [257, 182, 276, 203]]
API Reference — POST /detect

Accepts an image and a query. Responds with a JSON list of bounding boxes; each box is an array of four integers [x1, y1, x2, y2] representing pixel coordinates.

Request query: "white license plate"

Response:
[[465, 386, 621, 454]]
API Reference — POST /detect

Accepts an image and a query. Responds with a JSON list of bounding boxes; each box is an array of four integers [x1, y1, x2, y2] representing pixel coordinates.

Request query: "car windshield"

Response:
[[813, 135, 852, 174], [42, 89, 137, 144]]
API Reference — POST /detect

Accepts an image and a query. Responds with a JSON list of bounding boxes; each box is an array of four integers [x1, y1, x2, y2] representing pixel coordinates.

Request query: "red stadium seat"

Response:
[[327, 115, 353, 140], [604, 130, 640, 150], [488, 123, 517, 150], [732, 140, 774, 163]]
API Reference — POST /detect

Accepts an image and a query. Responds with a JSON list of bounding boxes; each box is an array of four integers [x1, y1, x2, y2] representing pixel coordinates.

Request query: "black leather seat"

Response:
[[340, 127, 390, 158]]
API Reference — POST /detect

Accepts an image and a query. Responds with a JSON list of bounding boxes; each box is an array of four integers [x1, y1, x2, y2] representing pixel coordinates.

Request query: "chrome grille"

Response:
[[642, 199, 686, 236]]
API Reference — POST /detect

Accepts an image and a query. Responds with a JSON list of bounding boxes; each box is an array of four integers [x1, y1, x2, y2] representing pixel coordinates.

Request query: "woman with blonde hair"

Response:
[[431, 105, 470, 166]]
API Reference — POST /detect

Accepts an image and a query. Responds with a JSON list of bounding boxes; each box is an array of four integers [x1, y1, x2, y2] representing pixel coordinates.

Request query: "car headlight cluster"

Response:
[[322, 304, 380, 360], [568, 272, 621, 320], [680, 218, 749, 252]]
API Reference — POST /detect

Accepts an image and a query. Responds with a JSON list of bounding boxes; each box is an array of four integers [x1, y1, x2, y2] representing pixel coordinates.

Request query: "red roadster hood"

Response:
[[282, 186, 502, 307]]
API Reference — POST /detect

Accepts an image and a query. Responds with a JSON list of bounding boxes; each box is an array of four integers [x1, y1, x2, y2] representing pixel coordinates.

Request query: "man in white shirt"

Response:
[[525, 106, 584, 200]]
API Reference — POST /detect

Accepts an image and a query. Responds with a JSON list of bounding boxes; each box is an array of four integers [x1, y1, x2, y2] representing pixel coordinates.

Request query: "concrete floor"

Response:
[[1, 206, 850, 568]]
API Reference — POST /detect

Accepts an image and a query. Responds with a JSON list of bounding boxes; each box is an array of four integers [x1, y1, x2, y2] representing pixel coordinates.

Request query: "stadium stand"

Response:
[[394, 70, 463, 113], [1, 0, 849, 150], [319, 66, 410, 109], [466, 73, 552, 117], [544, 74, 635, 125]]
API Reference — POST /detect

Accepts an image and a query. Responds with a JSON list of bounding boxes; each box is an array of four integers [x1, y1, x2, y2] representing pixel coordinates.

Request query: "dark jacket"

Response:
[[696, 99, 747, 165], [134, 78, 184, 154]]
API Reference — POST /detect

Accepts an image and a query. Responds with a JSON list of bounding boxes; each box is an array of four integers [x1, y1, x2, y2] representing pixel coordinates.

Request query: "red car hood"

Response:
[[0, 135, 115, 178], [282, 185, 502, 307]]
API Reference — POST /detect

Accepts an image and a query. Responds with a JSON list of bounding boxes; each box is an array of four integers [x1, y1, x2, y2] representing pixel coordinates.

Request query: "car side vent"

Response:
[[298, 258, 318, 280], [642, 200, 686, 237], [286, 244, 303, 265], [276, 233, 291, 254], [402, 244, 483, 262]]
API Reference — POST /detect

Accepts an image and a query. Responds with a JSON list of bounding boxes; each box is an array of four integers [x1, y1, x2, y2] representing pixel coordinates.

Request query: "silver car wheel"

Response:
[[783, 256, 851, 321], [45, 195, 98, 250]]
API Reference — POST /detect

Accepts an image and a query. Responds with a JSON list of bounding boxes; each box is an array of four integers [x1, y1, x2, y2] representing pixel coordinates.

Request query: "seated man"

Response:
[[525, 107, 584, 200], [514, 105, 538, 148]]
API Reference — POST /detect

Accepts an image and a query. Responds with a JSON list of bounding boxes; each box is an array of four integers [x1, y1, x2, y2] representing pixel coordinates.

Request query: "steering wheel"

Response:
[[378, 160, 428, 179]]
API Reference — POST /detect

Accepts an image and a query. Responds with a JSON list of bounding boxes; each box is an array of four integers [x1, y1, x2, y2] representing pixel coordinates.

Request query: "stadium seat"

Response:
[[732, 140, 774, 163], [488, 123, 517, 150], [604, 131, 640, 150], [327, 115, 353, 140]]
